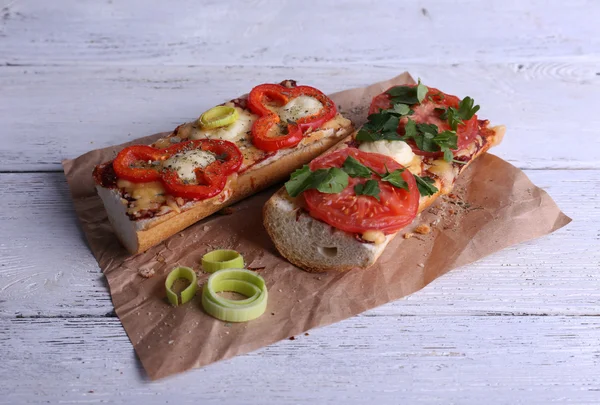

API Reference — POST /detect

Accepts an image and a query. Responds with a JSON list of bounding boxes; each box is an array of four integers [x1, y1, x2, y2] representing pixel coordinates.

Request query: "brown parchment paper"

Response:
[[62, 73, 571, 380]]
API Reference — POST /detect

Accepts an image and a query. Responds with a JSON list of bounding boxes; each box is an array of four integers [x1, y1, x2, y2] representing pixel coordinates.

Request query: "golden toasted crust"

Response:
[[100, 123, 354, 254], [263, 125, 506, 273]]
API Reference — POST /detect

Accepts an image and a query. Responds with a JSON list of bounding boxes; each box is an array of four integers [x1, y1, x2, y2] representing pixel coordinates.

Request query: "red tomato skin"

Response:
[[303, 148, 419, 235]]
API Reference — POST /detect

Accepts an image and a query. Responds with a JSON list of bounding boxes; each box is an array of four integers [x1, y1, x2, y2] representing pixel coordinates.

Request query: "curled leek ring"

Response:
[[165, 266, 198, 306], [202, 249, 244, 273], [201, 269, 268, 322], [198, 105, 239, 129]]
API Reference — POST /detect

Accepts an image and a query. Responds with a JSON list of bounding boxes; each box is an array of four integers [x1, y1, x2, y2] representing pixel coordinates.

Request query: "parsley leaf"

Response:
[[440, 96, 480, 131], [315, 167, 349, 194], [416, 80, 429, 103], [391, 103, 412, 115], [381, 168, 408, 190], [401, 120, 458, 162], [355, 112, 401, 142], [386, 80, 429, 105], [285, 165, 349, 197], [413, 174, 438, 197], [285, 165, 313, 197], [342, 156, 372, 178], [354, 179, 380, 201]]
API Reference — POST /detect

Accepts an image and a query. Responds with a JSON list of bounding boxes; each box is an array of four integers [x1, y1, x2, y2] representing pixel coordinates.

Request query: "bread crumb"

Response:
[[156, 254, 166, 263], [304, 332, 309, 336], [414, 224, 431, 235], [168, 340, 174, 345], [139, 268, 155, 278], [179, 233, 184, 237], [289, 336, 295, 341], [417, 263, 425, 268], [203, 226, 210, 231], [403, 232, 414, 239]]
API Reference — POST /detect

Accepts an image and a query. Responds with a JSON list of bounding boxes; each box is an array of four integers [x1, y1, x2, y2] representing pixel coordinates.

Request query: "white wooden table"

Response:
[[1, 1, 599, 403]]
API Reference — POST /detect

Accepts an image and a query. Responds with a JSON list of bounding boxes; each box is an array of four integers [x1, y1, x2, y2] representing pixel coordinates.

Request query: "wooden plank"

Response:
[[2, 316, 599, 404], [1, 62, 600, 171], [1, 0, 599, 66], [0, 170, 595, 318]]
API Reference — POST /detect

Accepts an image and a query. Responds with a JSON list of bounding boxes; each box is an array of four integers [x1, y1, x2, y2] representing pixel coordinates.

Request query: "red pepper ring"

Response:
[[162, 139, 243, 176], [112, 145, 163, 183], [112, 139, 244, 201], [247, 83, 337, 152], [161, 164, 228, 201]]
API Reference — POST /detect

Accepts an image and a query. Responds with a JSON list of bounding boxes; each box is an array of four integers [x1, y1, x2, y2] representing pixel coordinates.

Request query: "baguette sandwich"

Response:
[[264, 83, 505, 272], [93, 80, 353, 254]]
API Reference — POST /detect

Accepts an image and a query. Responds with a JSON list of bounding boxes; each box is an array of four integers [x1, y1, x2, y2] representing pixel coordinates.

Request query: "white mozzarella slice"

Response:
[[278, 96, 323, 123], [358, 140, 415, 166], [163, 149, 216, 183]]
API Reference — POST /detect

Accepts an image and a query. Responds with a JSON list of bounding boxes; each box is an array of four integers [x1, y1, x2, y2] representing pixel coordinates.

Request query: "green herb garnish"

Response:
[[440, 96, 480, 131], [380, 166, 408, 190], [342, 156, 372, 178], [385, 80, 428, 105], [354, 179, 380, 201], [402, 120, 458, 162], [285, 165, 349, 197], [413, 174, 438, 197]]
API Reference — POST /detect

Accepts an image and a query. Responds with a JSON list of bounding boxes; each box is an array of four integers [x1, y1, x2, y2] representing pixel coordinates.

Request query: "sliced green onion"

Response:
[[201, 269, 268, 322], [202, 249, 244, 273], [165, 266, 197, 306], [198, 106, 239, 129]]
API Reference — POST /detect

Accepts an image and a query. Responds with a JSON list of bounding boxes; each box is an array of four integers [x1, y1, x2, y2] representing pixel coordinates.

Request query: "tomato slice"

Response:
[[303, 148, 419, 234], [368, 86, 479, 157]]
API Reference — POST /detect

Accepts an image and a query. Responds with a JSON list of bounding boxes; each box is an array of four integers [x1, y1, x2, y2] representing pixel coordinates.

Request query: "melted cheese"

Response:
[[358, 140, 415, 166], [278, 96, 323, 123], [427, 159, 457, 194], [163, 149, 216, 183], [192, 106, 256, 142], [117, 179, 166, 215]]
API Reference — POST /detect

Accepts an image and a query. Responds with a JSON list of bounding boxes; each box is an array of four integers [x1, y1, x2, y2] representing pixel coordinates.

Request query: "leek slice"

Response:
[[201, 269, 268, 322], [165, 266, 198, 306], [202, 249, 244, 273], [198, 105, 239, 129]]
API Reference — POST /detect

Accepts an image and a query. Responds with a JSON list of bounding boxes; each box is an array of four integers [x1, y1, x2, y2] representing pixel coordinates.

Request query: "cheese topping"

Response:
[[117, 179, 167, 215], [192, 106, 256, 142], [163, 149, 216, 183], [278, 96, 323, 123], [427, 159, 457, 194], [358, 140, 415, 166]]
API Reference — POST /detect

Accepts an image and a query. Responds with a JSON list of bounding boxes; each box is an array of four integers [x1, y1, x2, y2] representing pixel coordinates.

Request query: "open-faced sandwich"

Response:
[[263, 82, 505, 272], [93, 81, 353, 254]]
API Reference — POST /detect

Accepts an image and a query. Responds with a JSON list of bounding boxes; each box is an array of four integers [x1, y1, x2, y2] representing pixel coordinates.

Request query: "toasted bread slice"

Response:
[[263, 125, 505, 273], [96, 122, 354, 254]]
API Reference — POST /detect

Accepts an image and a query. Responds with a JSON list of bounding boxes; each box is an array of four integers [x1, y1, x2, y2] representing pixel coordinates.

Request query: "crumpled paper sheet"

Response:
[[62, 73, 571, 380]]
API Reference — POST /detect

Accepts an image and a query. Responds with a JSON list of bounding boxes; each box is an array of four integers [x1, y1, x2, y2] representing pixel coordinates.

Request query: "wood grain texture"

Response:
[[1, 0, 599, 402], [0, 170, 595, 318], [2, 62, 600, 171], [2, 316, 600, 404], [1, 0, 599, 66]]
